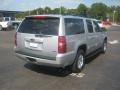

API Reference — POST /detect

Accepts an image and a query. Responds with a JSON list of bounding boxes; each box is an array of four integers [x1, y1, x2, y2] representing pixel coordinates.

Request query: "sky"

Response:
[[0, 0, 120, 11]]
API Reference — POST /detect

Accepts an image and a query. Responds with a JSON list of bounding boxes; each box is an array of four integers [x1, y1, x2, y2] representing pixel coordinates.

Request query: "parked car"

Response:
[[12, 20, 22, 29], [14, 15, 107, 73], [0, 17, 12, 31], [102, 21, 112, 25], [0, 17, 21, 31]]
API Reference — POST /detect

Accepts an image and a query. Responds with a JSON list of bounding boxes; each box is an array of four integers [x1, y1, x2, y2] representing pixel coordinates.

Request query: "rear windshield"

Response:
[[18, 17, 59, 35]]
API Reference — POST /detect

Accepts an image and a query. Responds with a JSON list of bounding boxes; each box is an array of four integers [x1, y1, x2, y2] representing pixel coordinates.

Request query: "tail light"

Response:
[[15, 32, 17, 46], [58, 36, 66, 54]]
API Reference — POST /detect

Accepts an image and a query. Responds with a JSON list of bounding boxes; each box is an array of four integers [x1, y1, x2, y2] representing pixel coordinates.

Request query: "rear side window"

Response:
[[65, 18, 85, 35], [18, 17, 59, 35], [86, 20, 94, 33]]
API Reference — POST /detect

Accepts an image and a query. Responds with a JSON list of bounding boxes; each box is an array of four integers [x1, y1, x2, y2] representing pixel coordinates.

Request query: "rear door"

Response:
[[85, 19, 97, 54], [93, 21, 104, 48], [16, 16, 60, 60], [64, 18, 86, 55]]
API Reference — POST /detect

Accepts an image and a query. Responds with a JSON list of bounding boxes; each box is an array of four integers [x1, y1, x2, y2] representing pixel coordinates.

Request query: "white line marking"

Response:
[[108, 40, 119, 44], [70, 73, 85, 78]]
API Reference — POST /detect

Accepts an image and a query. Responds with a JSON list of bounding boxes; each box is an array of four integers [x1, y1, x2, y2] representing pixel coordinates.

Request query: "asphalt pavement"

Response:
[[0, 26, 120, 90]]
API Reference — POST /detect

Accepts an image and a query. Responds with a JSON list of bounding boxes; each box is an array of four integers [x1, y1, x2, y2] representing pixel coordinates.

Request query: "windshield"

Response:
[[18, 17, 59, 35], [4, 17, 10, 21]]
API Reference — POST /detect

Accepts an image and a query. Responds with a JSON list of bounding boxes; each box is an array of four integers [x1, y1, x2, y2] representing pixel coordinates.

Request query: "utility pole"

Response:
[[28, 10, 31, 15], [113, 10, 116, 23], [36, 10, 39, 15]]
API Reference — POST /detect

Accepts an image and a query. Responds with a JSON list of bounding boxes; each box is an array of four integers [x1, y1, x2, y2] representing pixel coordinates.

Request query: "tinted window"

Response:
[[65, 18, 85, 35], [93, 21, 101, 32], [86, 20, 93, 33], [18, 17, 59, 35]]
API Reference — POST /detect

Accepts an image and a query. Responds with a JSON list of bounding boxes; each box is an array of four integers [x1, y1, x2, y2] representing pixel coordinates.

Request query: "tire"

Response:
[[101, 40, 107, 54], [72, 50, 85, 73], [0, 25, 2, 31]]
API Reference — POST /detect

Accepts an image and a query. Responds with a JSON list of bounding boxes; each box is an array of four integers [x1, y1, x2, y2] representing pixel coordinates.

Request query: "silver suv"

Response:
[[14, 15, 107, 73]]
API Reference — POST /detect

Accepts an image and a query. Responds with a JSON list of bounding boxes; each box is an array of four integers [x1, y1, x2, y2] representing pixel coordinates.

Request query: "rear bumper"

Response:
[[15, 52, 75, 68]]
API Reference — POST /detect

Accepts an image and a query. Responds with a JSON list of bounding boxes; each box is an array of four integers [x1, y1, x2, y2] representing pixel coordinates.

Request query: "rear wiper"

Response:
[[35, 34, 52, 37], [35, 34, 44, 37], [75, 32, 81, 34]]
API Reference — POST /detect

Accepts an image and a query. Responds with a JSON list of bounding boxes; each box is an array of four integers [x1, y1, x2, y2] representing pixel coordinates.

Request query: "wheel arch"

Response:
[[104, 37, 107, 41], [77, 44, 87, 55]]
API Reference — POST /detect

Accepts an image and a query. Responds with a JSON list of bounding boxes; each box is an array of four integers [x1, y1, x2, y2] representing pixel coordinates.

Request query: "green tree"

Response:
[[52, 8, 60, 14], [31, 9, 37, 15], [60, 6, 67, 15], [115, 6, 120, 23], [38, 8, 44, 14], [107, 6, 120, 22], [44, 7, 51, 14], [90, 3, 108, 20], [76, 4, 88, 16], [15, 2, 120, 23], [67, 9, 77, 15]]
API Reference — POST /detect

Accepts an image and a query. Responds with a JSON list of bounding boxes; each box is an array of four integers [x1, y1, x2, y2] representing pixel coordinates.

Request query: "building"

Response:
[[0, 10, 23, 17]]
